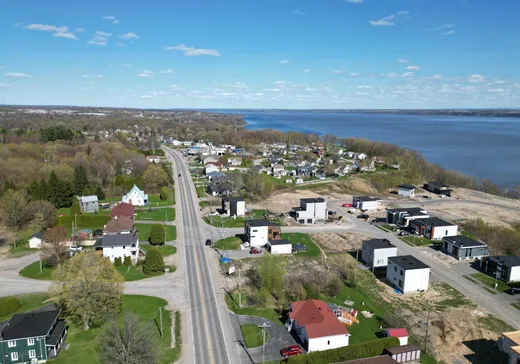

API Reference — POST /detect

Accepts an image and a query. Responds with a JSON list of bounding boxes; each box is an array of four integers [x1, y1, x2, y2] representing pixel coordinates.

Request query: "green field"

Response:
[[240, 324, 267, 348], [225, 292, 282, 325], [115, 265, 148, 281], [135, 208, 176, 222], [0, 294, 49, 322], [470, 272, 513, 292], [140, 244, 177, 257], [400, 236, 435, 247], [205, 210, 281, 228], [135, 224, 177, 242], [19, 261, 54, 280], [283, 233, 322, 257], [57, 208, 110, 216], [148, 193, 175, 207], [215, 236, 242, 250], [196, 185, 206, 198]]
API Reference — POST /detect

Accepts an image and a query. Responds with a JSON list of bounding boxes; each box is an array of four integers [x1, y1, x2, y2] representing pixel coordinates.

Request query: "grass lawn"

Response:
[[283, 233, 322, 257], [9, 241, 39, 258], [148, 193, 175, 207], [225, 292, 282, 325], [240, 324, 267, 348], [400, 236, 434, 247], [19, 261, 54, 280], [99, 196, 122, 203], [52, 295, 180, 364], [115, 265, 148, 281], [196, 185, 206, 198], [135, 207, 176, 222], [135, 223, 177, 242], [0, 293, 49, 322], [199, 200, 209, 208], [205, 210, 274, 228], [140, 244, 177, 257], [215, 236, 242, 250], [420, 355, 439, 364], [57, 208, 110, 216], [380, 224, 398, 232], [470, 272, 511, 292]]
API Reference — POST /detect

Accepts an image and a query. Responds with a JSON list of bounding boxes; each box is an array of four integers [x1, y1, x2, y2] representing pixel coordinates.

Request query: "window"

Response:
[[400, 270, 404, 276], [394, 266, 397, 272], [398, 280, 403, 288], [29, 350, 36, 358], [27, 337, 35, 345], [11, 352, 19, 361], [123, 246, 126, 249], [8, 340, 16, 347], [327, 340, 330, 345]]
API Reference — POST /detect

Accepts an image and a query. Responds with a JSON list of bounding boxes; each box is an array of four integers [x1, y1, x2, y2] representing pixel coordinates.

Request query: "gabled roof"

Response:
[[94, 233, 137, 248], [386, 328, 409, 338], [77, 195, 98, 203], [30, 231, 44, 240], [289, 299, 349, 339], [110, 202, 135, 218], [104, 216, 134, 233], [0, 309, 61, 340], [123, 185, 148, 200], [207, 171, 226, 177]]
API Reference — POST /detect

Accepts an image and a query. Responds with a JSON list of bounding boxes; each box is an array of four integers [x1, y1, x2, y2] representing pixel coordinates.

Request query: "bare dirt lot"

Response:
[[310, 232, 369, 253]]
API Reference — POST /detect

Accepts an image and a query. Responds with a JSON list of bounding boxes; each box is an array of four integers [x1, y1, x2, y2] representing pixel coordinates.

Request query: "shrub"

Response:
[[143, 248, 165, 276], [285, 337, 400, 364], [0, 297, 21, 317], [70, 197, 81, 215], [160, 186, 169, 201], [149, 224, 165, 245], [123, 256, 132, 266], [114, 257, 122, 266]]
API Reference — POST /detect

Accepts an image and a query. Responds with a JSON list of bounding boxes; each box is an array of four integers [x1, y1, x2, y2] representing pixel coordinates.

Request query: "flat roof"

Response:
[[388, 255, 429, 270], [269, 239, 291, 246], [334, 356, 399, 364], [385, 343, 421, 355], [301, 198, 326, 204], [363, 238, 395, 250], [413, 217, 456, 227], [398, 184, 416, 190], [488, 256, 520, 268], [504, 331, 520, 346], [387, 207, 425, 213], [354, 196, 382, 202], [428, 181, 450, 188], [246, 219, 276, 227], [223, 196, 245, 202], [443, 235, 487, 248]]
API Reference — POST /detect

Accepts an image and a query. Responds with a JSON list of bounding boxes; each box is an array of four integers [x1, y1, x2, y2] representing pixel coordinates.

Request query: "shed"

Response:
[[268, 239, 292, 255], [28, 231, 44, 249], [384, 328, 409, 345], [384, 344, 421, 363]]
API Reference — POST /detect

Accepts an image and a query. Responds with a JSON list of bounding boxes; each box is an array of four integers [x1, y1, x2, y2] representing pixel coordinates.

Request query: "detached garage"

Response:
[[28, 231, 44, 248], [384, 344, 421, 363], [268, 239, 292, 255]]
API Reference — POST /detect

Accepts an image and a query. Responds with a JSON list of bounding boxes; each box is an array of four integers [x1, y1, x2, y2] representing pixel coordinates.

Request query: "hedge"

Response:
[[0, 297, 21, 317], [286, 337, 400, 364], [58, 215, 111, 229]]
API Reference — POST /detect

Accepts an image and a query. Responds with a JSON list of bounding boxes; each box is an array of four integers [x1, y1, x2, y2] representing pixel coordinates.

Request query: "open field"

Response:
[[216, 236, 242, 250], [283, 233, 321, 257], [140, 244, 177, 257], [0, 294, 49, 322], [310, 232, 368, 253], [135, 207, 176, 221], [135, 223, 177, 242]]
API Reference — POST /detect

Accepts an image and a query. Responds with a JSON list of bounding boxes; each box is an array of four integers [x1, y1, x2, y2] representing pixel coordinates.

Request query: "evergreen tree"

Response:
[[142, 248, 164, 276], [27, 180, 41, 200], [70, 197, 81, 215], [159, 187, 169, 201], [114, 161, 123, 176], [48, 171, 60, 207], [74, 165, 89, 195], [39, 178, 49, 202], [82, 185, 95, 196], [149, 224, 165, 245], [87, 144, 92, 156], [95, 185, 106, 200]]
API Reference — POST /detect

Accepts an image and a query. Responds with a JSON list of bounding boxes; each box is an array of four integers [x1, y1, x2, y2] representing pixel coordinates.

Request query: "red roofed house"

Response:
[[287, 299, 350, 353], [384, 328, 409, 346], [110, 202, 136, 219]]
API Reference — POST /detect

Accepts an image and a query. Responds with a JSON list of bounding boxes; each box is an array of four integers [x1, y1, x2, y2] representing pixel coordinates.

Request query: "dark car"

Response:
[[250, 247, 262, 254], [281, 345, 302, 358], [506, 287, 520, 295], [178, 173, 181, 177], [357, 214, 369, 219], [205, 239, 213, 246]]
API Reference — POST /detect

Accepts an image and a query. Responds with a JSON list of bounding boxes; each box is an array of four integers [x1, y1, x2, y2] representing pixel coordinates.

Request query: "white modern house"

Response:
[[409, 217, 458, 240], [397, 184, 416, 198], [386, 255, 430, 293], [268, 239, 292, 255], [76, 195, 99, 213], [293, 198, 327, 224], [245, 219, 281, 248], [386, 208, 429, 227], [221, 197, 246, 217], [227, 157, 242, 166], [122, 185, 148, 206], [287, 299, 350, 353], [28, 231, 44, 249], [361, 239, 397, 269], [352, 196, 382, 211], [93, 233, 139, 265]]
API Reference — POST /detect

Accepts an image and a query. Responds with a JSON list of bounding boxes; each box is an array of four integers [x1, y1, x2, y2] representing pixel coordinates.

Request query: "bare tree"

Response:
[[98, 312, 159, 364], [41, 226, 69, 266], [0, 189, 29, 231]]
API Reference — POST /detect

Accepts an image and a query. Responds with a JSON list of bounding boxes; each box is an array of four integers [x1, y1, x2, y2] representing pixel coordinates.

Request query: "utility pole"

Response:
[[164, 209, 167, 243], [258, 322, 271, 363], [159, 307, 163, 338], [423, 306, 431, 352], [238, 269, 242, 308]]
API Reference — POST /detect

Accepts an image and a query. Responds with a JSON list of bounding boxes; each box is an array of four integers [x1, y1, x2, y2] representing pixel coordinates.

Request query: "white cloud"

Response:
[[121, 64, 132, 67], [94, 75, 104, 78], [357, 85, 372, 89], [468, 74, 485, 82], [113, 20, 121, 24], [75, 28, 85, 32], [165, 44, 221, 57], [431, 24, 453, 31], [426, 74, 444, 80], [79, 81, 95, 84], [291, 10, 305, 15], [88, 31, 112, 46], [332, 70, 346, 74], [304, 69, 312, 73], [346, 0, 363, 3], [0, 83, 11, 87], [397, 11, 410, 15], [138, 70, 155, 78], [407, 65, 420, 70], [116, 43, 125, 47], [53, 32, 78, 40], [369, 15, 395, 27], [397, 59, 409, 63], [401, 72, 414, 77], [442, 30, 456, 35], [159, 69, 175, 74], [278, 60, 290, 64], [103, 16, 120, 24], [3, 72, 31, 77], [25, 24, 68, 32], [349, 73, 359, 76], [119, 32, 139, 40]]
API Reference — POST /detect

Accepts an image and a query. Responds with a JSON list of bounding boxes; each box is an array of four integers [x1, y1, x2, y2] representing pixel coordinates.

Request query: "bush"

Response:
[[285, 337, 400, 364], [143, 248, 165, 276], [114, 257, 122, 266], [0, 297, 21, 316], [149, 224, 165, 245], [160, 186, 169, 201], [123, 256, 132, 266], [70, 197, 81, 215]]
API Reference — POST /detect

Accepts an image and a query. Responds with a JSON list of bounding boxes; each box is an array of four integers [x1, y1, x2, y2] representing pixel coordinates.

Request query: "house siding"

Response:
[[0, 336, 46, 364], [386, 262, 430, 293], [246, 225, 269, 248], [362, 246, 398, 268], [307, 334, 349, 353]]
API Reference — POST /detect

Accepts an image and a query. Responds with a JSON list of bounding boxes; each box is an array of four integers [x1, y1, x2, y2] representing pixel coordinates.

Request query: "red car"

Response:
[[281, 345, 302, 357], [342, 203, 353, 207], [250, 247, 262, 254]]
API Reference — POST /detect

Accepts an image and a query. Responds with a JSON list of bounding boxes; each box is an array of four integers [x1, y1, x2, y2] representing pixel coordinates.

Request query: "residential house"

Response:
[[335, 164, 354, 176], [409, 217, 458, 240], [205, 164, 219, 175], [345, 151, 355, 158], [0, 307, 67, 363], [76, 195, 99, 213], [286, 299, 350, 353], [93, 233, 139, 264], [221, 197, 246, 217], [397, 184, 416, 198], [361, 239, 397, 269], [206, 171, 228, 184], [293, 198, 327, 224], [426, 181, 453, 196], [146, 155, 161, 163], [384, 344, 422, 363], [110, 202, 135, 219], [354, 152, 367, 160], [267, 239, 292, 255], [259, 147, 272, 157], [386, 255, 430, 293], [227, 157, 242, 166], [245, 219, 281, 248], [272, 164, 285, 174], [28, 232, 44, 249], [270, 157, 284, 166], [352, 196, 382, 211], [483, 256, 520, 283], [384, 328, 409, 346], [203, 156, 219, 165], [207, 184, 232, 197], [104, 216, 135, 235], [500, 331, 520, 364], [297, 165, 317, 177], [442, 236, 489, 261], [386, 208, 429, 227], [122, 185, 148, 206]]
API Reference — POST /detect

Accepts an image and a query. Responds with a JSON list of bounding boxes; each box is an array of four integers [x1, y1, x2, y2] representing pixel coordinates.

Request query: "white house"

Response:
[[28, 231, 44, 249], [409, 217, 458, 240], [384, 328, 409, 346], [146, 155, 161, 163], [293, 198, 327, 224], [386, 255, 430, 293], [361, 239, 397, 269], [77, 195, 99, 213], [93, 233, 139, 265], [352, 196, 382, 211], [205, 164, 219, 175], [227, 157, 242, 166], [287, 299, 350, 353], [245, 219, 281, 248], [203, 156, 219, 165], [268, 239, 292, 255], [386, 208, 429, 227], [355, 152, 367, 160], [221, 197, 246, 217], [500, 331, 520, 364], [397, 184, 416, 198], [122, 185, 148, 206]]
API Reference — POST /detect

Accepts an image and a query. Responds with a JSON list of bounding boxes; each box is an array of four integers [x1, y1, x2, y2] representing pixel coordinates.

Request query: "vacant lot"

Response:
[[135, 208, 176, 222], [310, 232, 368, 253], [240, 324, 267, 348], [216, 236, 242, 250]]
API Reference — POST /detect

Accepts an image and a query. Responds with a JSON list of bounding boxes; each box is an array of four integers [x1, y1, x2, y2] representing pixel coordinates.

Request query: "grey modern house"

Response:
[[442, 235, 489, 261]]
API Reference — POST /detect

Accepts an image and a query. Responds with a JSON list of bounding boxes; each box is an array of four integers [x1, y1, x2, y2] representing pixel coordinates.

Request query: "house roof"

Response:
[[110, 202, 135, 218], [0, 309, 61, 340], [385, 328, 409, 338], [30, 231, 44, 240], [301, 198, 326, 204], [289, 299, 349, 339], [334, 356, 399, 364], [387, 207, 426, 214], [488, 256, 520, 268], [398, 184, 416, 190], [208, 184, 231, 194], [428, 181, 450, 188], [384, 344, 421, 355], [246, 219, 276, 227], [363, 238, 395, 250], [269, 239, 291, 246], [207, 171, 226, 177], [94, 233, 137, 248], [123, 185, 148, 200], [442, 235, 487, 248], [104, 216, 134, 233], [223, 197, 245, 203], [77, 195, 98, 203], [354, 196, 382, 202], [413, 217, 456, 227], [388, 255, 429, 270], [503, 331, 520, 346]]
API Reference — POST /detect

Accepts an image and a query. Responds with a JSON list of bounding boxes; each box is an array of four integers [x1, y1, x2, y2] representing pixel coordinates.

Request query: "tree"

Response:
[[50, 250, 124, 330], [41, 226, 69, 266], [256, 254, 286, 302], [325, 163, 336, 177], [98, 312, 159, 364], [114, 257, 122, 266], [149, 224, 165, 245], [95, 185, 106, 200], [142, 248, 164, 276], [74, 165, 89, 195], [123, 256, 131, 266], [0, 189, 29, 231], [27, 200, 57, 229], [143, 165, 168, 192], [70, 197, 81, 215], [159, 187, 169, 201]]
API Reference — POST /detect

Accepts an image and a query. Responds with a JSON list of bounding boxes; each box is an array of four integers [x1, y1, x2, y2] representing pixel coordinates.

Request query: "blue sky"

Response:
[[1, 0, 519, 109]]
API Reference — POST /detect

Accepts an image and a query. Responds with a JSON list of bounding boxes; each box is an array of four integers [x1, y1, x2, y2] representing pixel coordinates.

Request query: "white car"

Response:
[[69, 245, 83, 253]]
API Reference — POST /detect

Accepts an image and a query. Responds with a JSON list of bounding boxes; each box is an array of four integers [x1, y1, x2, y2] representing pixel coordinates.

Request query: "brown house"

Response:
[[110, 202, 135, 219], [104, 216, 135, 235]]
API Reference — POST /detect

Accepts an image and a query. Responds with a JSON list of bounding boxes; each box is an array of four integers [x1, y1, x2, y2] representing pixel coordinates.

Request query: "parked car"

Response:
[[398, 231, 410, 236], [178, 173, 181, 177], [205, 239, 213, 246], [250, 247, 262, 254], [342, 203, 353, 208], [506, 287, 520, 295], [69, 245, 83, 253], [357, 214, 369, 219], [281, 345, 302, 358]]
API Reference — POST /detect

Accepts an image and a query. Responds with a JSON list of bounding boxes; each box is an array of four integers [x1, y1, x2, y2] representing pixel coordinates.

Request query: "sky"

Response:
[[1, 0, 519, 109]]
